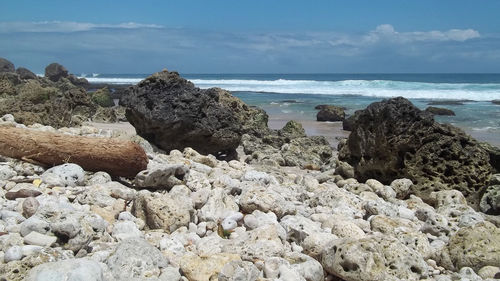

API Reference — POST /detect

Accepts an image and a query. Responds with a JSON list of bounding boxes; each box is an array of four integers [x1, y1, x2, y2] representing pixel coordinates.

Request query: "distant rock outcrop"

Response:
[[120, 70, 269, 158], [339, 97, 492, 208], [0, 58, 15, 73], [0, 60, 97, 127], [316, 105, 345, 122], [425, 106, 455, 116]]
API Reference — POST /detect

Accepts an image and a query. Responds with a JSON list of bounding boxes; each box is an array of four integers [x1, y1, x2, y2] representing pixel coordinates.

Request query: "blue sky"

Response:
[[1, 0, 499, 73]]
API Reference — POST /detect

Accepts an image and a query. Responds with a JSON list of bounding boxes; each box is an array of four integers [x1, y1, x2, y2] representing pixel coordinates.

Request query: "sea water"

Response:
[[83, 73, 500, 146]]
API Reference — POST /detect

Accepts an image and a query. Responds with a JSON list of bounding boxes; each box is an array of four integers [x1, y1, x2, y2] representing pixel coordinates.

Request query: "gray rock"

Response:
[[240, 186, 295, 219], [390, 178, 414, 199], [44, 62, 68, 82], [316, 105, 345, 122], [20, 216, 50, 236], [0, 165, 17, 180], [286, 252, 324, 281], [480, 184, 500, 215], [16, 67, 37, 79], [0, 57, 15, 72], [112, 220, 143, 241], [280, 215, 324, 244], [41, 163, 84, 187], [25, 258, 105, 281], [218, 260, 260, 281], [87, 171, 112, 185], [321, 235, 428, 281], [134, 164, 189, 189], [223, 224, 285, 261], [22, 197, 40, 218], [23, 231, 57, 247], [199, 188, 239, 222], [241, 170, 278, 185], [106, 238, 170, 280], [4, 245, 23, 262], [132, 190, 192, 233]]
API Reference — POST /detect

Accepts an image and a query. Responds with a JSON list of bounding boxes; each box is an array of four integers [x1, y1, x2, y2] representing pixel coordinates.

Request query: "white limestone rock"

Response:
[[41, 163, 84, 187], [25, 258, 106, 281], [23, 231, 57, 247]]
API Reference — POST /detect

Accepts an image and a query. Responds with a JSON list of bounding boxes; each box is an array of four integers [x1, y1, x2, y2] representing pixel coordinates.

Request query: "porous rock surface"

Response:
[[1, 106, 499, 281], [120, 70, 269, 158], [316, 105, 345, 121], [339, 97, 492, 207]]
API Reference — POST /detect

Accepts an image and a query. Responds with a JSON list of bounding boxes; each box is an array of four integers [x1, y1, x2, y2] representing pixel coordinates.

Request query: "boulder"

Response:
[[316, 105, 345, 121], [16, 67, 37, 80], [92, 107, 117, 123], [443, 221, 500, 272], [321, 235, 428, 281], [491, 100, 500, 105], [425, 106, 455, 116], [339, 97, 492, 208], [44, 63, 69, 82], [0, 57, 15, 73], [120, 70, 268, 158], [91, 87, 114, 107]]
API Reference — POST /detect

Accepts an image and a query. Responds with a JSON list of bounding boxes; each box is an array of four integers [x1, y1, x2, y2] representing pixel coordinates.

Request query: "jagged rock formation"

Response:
[[0, 58, 97, 127], [120, 70, 269, 158], [316, 105, 345, 121], [339, 97, 492, 207]]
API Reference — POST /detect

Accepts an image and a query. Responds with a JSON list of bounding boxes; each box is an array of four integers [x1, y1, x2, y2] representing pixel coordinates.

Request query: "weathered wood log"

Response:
[[0, 126, 148, 178]]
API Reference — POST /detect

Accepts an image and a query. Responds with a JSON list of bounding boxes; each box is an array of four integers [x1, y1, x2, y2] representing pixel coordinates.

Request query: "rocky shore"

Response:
[[1, 59, 500, 281]]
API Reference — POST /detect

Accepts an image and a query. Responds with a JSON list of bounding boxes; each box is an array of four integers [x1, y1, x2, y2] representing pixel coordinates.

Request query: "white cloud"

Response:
[[367, 24, 480, 43], [0, 21, 163, 33]]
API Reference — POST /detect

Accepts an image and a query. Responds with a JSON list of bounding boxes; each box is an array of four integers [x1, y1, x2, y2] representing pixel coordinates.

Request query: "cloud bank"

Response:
[[0, 21, 496, 73]]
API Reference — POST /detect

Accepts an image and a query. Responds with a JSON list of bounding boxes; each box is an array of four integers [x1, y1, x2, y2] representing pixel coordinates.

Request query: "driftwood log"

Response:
[[0, 126, 148, 178]]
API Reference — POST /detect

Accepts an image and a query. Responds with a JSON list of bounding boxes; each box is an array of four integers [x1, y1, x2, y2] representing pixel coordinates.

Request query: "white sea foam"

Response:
[[84, 77, 143, 84], [190, 79, 500, 101], [81, 76, 500, 101]]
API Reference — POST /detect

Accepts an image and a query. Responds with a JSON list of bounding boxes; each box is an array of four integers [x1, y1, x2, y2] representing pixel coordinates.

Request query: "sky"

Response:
[[1, 0, 500, 74]]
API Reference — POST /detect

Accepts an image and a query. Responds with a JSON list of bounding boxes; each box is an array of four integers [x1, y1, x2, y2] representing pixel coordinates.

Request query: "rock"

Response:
[[20, 216, 50, 237], [22, 197, 40, 218], [180, 253, 241, 281], [280, 215, 324, 244], [223, 224, 285, 261], [218, 260, 260, 281], [132, 190, 192, 233], [120, 70, 268, 158], [87, 171, 112, 185], [67, 74, 89, 88], [492, 99, 500, 105], [390, 178, 413, 199], [316, 105, 345, 121], [321, 235, 428, 281], [240, 185, 294, 219], [480, 184, 500, 215], [106, 238, 171, 280], [91, 87, 114, 107], [92, 107, 117, 123], [0, 57, 15, 72], [4, 245, 23, 262], [134, 164, 189, 189], [444, 221, 500, 271], [478, 265, 500, 279], [281, 136, 333, 169], [23, 231, 57, 247], [111, 220, 143, 241], [425, 106, 455, 116], [41, 163, 85, 187], [16, 67, 37, 80], [339, 97, 492, 208], [44, 63, 68, 82], [428, 100, 464, 106], [302, 232, 339, 260], [480, 143, 500, 173], [0, 165, 16, 180], [25, 258, 105, 281], [6, 189, 42, 200], [285, 252, 324, 281]]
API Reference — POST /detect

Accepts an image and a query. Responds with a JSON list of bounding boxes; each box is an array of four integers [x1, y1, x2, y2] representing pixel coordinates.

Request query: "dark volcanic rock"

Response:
[[68, 74, 89, 88], [425, 106, 455, 116], [45, 63, 69, 82], [16, 67, 37, 80], [316, 105, 345, 122], [342, 111, 361, 131], [120, 70, 268, 157], [339, 97, 492, 207], [0, 58, 15, 73], [492, 100, 500, 105]]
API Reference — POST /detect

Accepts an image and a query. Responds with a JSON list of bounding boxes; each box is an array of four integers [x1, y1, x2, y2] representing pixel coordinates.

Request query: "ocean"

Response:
[[82, 73, 500, 146]]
